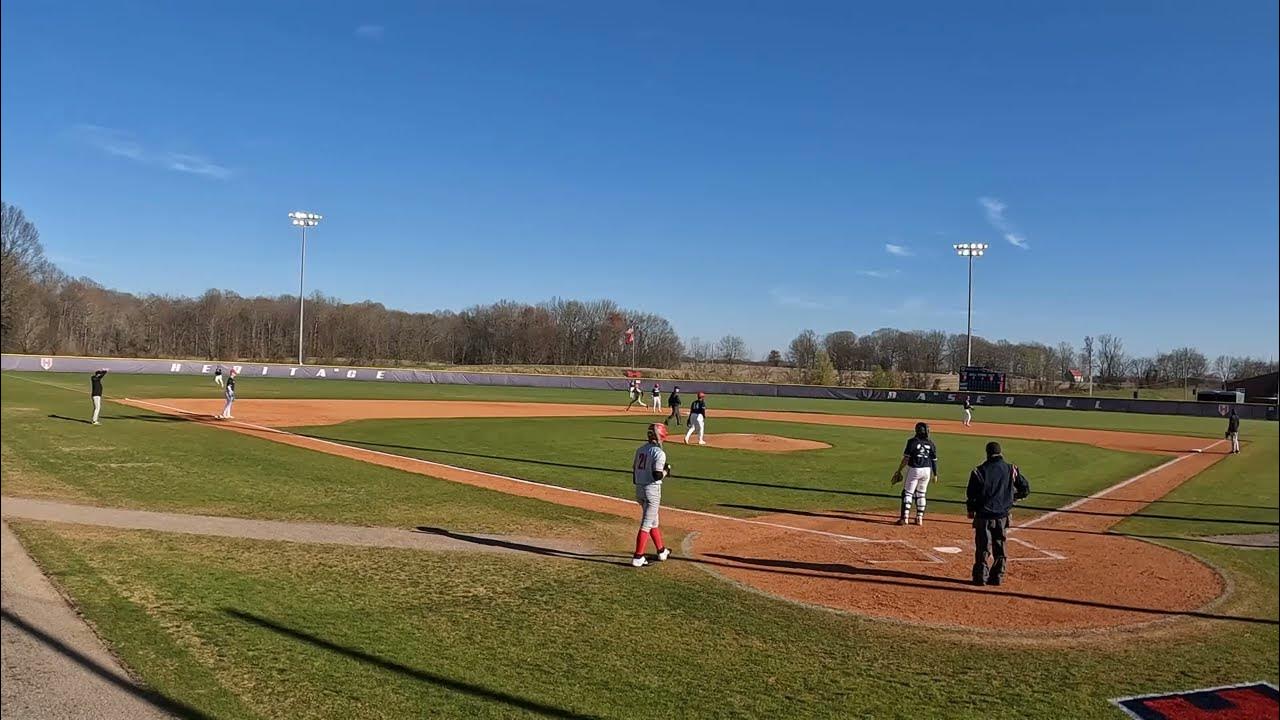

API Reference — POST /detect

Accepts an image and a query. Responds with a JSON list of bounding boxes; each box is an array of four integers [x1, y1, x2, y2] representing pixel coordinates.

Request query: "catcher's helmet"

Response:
[[647, 423, 668, 443], [914, 421, 929, 438]]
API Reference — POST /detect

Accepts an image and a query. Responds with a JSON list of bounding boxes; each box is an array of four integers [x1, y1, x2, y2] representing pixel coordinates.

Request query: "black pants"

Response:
[[666, 405, 682, 425], [972, 515, 1009, 582]]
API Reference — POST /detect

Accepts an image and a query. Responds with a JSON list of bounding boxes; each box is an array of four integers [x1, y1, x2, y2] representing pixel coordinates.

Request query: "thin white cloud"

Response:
[[769, 287, 845, 311], [71, 124, 231, 180], [979, 196, 1030, 249], [164, 153, 231, 179], [856, 269, 899, 279], [884, 243, 912, 257], [355, 24, 386, 39]]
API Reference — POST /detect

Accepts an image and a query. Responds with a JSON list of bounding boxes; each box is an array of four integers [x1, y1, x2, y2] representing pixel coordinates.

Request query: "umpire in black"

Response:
[[966, 442, 1030, 586]]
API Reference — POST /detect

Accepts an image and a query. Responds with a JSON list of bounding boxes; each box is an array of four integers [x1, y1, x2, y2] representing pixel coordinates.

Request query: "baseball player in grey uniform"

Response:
[[631, 423, 673, 567], [626, 379, 646, 412], [219, 370, 237, 419]]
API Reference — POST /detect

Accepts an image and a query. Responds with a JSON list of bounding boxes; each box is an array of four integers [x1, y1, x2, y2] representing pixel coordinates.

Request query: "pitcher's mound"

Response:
[[700, 433, 830, 452]]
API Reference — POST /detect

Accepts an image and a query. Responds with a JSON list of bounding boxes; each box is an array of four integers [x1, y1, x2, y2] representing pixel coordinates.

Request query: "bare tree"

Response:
[[1212, 355, 1234, 387], [716, 335, 749, 365], [787, 330, 820, 372], [823, 331, 859, 382], [1096, 334, 1127, 382], [766, 349, 783, 367], [1083, 336, 1094, 394]]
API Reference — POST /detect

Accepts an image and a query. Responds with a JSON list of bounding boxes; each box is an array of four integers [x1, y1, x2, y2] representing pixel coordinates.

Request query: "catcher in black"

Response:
[[891, 422, 938, 525], [664, 386, 683, 426], [966, 442, 1030, 586]]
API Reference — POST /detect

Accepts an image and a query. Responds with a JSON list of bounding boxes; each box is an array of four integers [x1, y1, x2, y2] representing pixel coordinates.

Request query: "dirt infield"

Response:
[[698, 434, 831, 452], [118, 397, 1242, 635]]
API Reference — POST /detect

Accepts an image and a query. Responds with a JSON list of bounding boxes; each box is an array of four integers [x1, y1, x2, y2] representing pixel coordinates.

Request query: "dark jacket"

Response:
[[966, 457, 1030, 519], [668, 391, 681, 406], [1227, 414, 1240, 434]]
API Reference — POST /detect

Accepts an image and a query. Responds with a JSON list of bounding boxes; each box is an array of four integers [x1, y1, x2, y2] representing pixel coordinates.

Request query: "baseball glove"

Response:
[[890, 470, 903, 485], [664, 463, 672, 477]]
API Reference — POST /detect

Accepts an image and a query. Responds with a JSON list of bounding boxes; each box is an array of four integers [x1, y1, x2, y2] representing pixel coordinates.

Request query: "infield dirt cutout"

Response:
[[118, 397, 1241, 636]]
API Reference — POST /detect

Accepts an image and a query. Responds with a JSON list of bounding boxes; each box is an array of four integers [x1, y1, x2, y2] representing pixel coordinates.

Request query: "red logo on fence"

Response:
[[1113, 682, 1277, 719], [39, 357, 53, 370]]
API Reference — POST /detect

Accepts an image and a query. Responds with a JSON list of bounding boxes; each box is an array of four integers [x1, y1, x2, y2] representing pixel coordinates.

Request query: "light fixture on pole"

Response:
[[952, 243, 988, 367], [288, 211, 323, 365]]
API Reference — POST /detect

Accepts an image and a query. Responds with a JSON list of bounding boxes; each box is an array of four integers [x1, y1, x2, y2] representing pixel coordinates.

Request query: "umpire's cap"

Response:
[[986, 441, 1002, 457]]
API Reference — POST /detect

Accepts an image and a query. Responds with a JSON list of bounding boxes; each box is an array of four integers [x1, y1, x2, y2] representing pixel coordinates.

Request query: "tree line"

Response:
[[2, 201, 1275, 385]]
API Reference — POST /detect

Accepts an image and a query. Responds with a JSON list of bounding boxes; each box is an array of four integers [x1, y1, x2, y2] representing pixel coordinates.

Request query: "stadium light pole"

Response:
[[953, 243, 988, 367], [289, 211, 323, 365]]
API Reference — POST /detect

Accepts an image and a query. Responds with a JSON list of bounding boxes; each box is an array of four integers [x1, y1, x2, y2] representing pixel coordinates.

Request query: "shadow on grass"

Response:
[[47, 414, 92, 424], [0, 608, 213, 719], [49, 412, 194, 424], [223, 609, 600, 719], [413, 527, 629, 566], [698, 552, 1280, 627], [300, 433, 1279, 528], [716, 503, 1280, 548]]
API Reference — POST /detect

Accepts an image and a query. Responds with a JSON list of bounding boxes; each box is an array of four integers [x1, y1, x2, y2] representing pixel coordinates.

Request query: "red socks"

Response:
[[634, 529, 650, 557], [649, 527, 665, 553]]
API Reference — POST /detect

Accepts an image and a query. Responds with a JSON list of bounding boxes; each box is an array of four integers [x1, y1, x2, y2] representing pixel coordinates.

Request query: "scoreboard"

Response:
[[959, 366, 1006, 393]]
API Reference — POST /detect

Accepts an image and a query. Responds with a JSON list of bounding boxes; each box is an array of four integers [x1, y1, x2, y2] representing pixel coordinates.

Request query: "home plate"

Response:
[[933, 546, 963, 554]]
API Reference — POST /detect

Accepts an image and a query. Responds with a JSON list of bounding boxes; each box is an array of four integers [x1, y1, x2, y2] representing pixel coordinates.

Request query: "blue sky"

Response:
[[2, 1, 1277, 359]]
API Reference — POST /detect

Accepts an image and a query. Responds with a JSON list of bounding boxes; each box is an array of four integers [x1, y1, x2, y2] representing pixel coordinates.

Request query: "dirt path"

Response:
[[127, 398, 1210, 454], [1, 521, 177, 719], [105, 397, 1251, 636], [0, 498, 598, 558]]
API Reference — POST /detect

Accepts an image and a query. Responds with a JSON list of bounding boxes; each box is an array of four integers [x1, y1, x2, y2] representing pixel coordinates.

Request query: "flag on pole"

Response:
[[624, 327, 635, 345]]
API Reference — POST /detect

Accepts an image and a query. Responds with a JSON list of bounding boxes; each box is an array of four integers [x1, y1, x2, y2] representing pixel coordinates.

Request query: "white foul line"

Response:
[[124, 398, 877, 544], [1014, 439, 1227, 531]]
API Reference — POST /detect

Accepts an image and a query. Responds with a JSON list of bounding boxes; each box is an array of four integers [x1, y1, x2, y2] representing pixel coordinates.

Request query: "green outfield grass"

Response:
[[4, 371, 1278, 719], [293, 415, 1162, 524], [5, 371, 1265, 437], [0, 374, 621, 538], [10, 521, 1277, 720]]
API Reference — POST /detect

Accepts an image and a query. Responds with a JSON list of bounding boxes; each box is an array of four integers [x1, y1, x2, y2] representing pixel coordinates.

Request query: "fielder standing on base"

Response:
[[1226, 408, 1241, 454], [89, 369, 108, 425], [891, 422, 938, 525], [219, 369, 237, 419], [631, 423, 673, 567], [650, 382, 662, 413], [685, 392, 707, 445]]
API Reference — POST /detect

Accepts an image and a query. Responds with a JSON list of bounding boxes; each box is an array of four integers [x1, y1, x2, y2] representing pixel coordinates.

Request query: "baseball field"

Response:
[[1, 371, 1277, 719]]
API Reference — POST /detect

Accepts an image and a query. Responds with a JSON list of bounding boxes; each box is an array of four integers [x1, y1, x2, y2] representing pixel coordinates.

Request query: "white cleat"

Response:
[[656, 548, 671, 562], [914, 515, 925, 526], [631, 556, 649, 568], [91, 421, 100, 425], [698, 440, 706, 445]]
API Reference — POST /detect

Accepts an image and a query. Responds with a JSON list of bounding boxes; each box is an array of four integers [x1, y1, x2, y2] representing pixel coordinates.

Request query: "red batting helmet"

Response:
[[647, 423, 668, 443], [697, 391, 706, 398]]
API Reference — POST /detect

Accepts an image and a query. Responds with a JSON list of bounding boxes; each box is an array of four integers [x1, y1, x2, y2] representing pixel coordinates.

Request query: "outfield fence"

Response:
[[3, 353, 1275, 421]]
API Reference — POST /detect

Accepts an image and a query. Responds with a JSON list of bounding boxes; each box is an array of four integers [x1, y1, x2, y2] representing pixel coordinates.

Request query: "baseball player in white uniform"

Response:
[[219, 370, 237, 419], [626, 380, 645, 412], [650, 383, 662, 413], [684, 392, 707, 445], [963, 396, 973, 427], [891, 422, 939, 525], [214, 366, 225, 388], [631, 423, 673, 567]]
